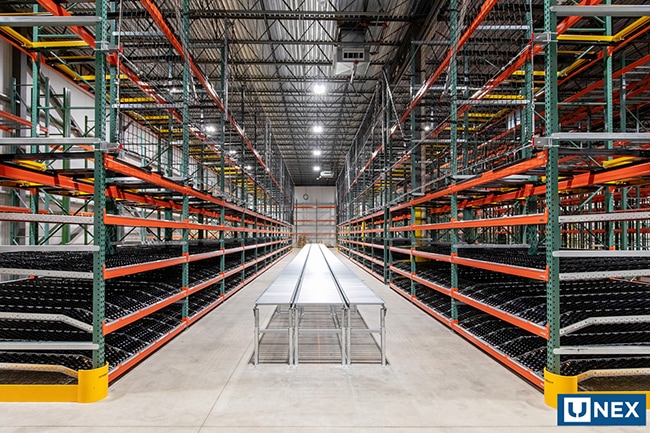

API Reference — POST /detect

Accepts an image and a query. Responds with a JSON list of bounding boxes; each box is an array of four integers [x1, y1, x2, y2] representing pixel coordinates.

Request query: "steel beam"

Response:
[[0, 16, 101, 26], [550, 132, 650, 142], [551, 5, 650, 16], [0, 342, 99, 351], [560, 315, 650, 336], [0, 312, 93, 332], [554, 346, 650, 355]]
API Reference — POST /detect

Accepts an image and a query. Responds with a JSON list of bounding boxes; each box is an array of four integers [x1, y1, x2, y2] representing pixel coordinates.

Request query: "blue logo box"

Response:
[[558, 394, 646, 426]]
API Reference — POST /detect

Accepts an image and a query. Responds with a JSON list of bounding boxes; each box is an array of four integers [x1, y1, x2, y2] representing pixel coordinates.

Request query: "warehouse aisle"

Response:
[[0, 249, 638, 433]]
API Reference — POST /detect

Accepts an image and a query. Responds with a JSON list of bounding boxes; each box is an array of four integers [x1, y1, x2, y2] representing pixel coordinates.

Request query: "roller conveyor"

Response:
[[342, 241, 650, 381], [456, 304, 650, 378], [0, 240, 279, 276], [0, 303, 182, 373], [254, 244, 386, 366], [457, 246, 650, 276], [0, 242, 290, 382]]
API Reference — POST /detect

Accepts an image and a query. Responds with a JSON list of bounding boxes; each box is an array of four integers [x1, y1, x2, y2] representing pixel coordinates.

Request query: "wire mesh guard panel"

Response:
[[253, 305, 382, 364]]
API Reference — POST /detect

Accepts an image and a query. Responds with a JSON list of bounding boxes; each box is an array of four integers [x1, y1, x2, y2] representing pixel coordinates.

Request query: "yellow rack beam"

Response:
[[602, 156, 636, 169], [558, 16, 650, 43], [467, 113, 496, 118], [120, 97, 155, 103], [0, 26, 88, 48], [483, 94, 526, 100], [77, 74, 129, 81]]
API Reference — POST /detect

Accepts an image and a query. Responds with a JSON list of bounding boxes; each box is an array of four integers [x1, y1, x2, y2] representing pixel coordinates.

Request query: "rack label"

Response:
[[558, 394, 646, 426]]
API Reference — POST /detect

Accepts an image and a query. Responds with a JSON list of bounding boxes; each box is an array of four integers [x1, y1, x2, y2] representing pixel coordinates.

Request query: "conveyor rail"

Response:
[[253, 244, 312, 365]]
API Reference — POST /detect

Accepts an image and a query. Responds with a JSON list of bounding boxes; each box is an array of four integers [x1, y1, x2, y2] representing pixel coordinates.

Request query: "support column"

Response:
[[181, 0, 191, 319], [544, 0, 561, 375], [219, 23, 228, 297], [603, 0, 615, 249], [29, 5, 40, 246], [524, 6, 539, 259], [92, 0, 109, 369], [449, 0, 459, 322]]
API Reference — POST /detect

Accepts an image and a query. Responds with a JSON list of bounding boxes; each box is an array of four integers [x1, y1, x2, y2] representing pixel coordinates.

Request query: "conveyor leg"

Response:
[[346, 307, 351, 366], [342, 308, 348, 365], [293, 307, 299, 366], [253, 307, 260, 366], [289, 306, 294, 366], [380, 306, 387, 366]]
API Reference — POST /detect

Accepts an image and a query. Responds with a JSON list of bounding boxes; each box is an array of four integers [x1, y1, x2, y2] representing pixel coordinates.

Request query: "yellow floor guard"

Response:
[[544, 369, 650, 409], [0, 363, 108, 403]]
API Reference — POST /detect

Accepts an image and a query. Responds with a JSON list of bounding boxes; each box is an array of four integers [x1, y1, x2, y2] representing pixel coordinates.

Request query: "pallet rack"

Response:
[[337, 0, 650, 404], [294, 203, 337, 245], [0, 0, 293, 402]]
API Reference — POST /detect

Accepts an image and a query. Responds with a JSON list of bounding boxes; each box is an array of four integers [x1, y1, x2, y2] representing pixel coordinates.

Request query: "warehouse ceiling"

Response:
[[1, 0, 648, 189], [0, 0, 441, 186]]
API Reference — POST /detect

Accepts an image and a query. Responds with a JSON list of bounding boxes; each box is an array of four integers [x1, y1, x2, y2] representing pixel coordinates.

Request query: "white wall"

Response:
[[293, 186, 337, 247]]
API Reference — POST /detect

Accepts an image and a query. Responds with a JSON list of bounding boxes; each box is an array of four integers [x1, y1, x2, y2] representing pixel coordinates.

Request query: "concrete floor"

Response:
[[0, 249, 643, 433]]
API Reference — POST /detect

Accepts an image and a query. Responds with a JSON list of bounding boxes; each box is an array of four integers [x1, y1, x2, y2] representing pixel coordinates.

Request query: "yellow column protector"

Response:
[[0, 363, 108, 403]]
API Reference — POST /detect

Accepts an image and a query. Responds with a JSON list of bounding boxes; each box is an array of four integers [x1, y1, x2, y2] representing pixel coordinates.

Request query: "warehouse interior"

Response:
[[0, 0, 650, 430]]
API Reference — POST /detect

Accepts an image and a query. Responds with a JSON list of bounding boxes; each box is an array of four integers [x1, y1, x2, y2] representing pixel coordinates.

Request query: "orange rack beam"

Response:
[[451, 254, 549, 281], [187, 250, 225, 263], [409, 248, 453, 263], [411, 274, 451, 296], [103, 256, 187, 279], [392, 210, 548, 232], [187, 274, 225, 295], [389, 265, 411, 279], [105, 157, 289, 229], [107, 246, 291, 381], [390, 151, 548, 213], [108, 323, 186, 382], [411, 296, 453, 327], [338, 245, 384, 266], [389, 282, 453, 326], [344, 253, 385, 283], [338, 239, 383, 249], [103, 290, 187, 335], [451, 322, 544, 389], [452, 289, 549, 339]]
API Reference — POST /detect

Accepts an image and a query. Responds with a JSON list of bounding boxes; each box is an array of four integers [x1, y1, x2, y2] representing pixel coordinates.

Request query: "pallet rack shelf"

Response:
[[0, 0, 294, 402], [337, 0, 650, 405], [0, 147, 293, 391]]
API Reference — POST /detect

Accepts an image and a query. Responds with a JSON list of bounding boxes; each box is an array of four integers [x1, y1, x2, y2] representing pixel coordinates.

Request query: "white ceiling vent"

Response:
[[334, 29, 369, 76]]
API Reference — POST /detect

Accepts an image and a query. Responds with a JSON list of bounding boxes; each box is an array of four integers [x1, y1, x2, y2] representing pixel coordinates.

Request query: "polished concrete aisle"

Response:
[[0, 249, 641, 433]]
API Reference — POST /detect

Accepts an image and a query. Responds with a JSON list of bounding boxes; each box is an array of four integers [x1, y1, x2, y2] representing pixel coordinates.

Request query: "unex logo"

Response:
[[558, 394, 646, 426]]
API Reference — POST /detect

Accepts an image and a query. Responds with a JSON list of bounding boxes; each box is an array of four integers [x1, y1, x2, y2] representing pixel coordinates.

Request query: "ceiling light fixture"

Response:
[[313, 83, 326, 95], [424, 125, 431, 132], [245, 165, 252, 170], [312, 125, 323, 134], [205, 125, 216, 133], [229, 149, 237, 155], [313, 165, 321, 171], [313, 149, 322, 156]]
